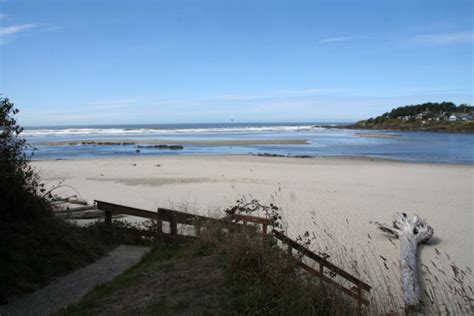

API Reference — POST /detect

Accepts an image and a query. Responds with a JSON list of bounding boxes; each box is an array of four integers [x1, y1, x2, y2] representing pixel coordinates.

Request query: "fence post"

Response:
[[170, 214, 178, 236], [287, 244, 292, 256], [357, 285, 362, 315], [262, 224, 268, 234], [105, 210, 112, 225], [156, 209, 163, 242]]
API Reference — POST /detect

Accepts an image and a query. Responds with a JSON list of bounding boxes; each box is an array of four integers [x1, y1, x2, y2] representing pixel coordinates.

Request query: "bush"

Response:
[[0, 97, 51, 221]]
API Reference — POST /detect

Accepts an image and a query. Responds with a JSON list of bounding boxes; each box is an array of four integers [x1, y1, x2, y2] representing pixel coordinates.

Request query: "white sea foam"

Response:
[[23, 125, 323, 137]]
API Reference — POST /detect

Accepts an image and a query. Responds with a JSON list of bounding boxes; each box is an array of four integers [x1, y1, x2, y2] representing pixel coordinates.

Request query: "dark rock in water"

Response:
[[292, 155, 314, 158], [135, 149, 140, 153], [256, 153, 285, 157], [136, 144, 184, 150], [255, 152, 314, 159], [69, 141, 135, 146], [168, 145, 184, 150]]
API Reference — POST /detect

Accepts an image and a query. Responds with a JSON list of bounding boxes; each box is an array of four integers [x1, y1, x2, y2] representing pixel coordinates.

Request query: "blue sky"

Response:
[[1, 0, 472, 126]]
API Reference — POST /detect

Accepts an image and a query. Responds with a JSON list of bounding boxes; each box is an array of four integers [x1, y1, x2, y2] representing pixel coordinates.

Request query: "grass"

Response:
[[56, 220, 357, 316], [4, 198, 472, 315], [0, 218, 152, 304], [208, 227, 355, 315], [304, 210, 474, 315], [56, 245, 184, 315], [56, 242, 229, 315]]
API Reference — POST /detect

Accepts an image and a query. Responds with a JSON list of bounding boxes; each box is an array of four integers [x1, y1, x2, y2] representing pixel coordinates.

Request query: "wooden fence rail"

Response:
[[94, 200, 370, 310], [272, 229, 371, 312]]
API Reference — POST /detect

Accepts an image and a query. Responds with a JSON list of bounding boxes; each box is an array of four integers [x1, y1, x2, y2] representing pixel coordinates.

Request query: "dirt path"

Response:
[[0, 245, 151, 316]]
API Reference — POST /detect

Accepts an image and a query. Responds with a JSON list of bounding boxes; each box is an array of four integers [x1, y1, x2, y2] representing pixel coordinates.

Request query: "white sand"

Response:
[[32, 155, 473, 311]]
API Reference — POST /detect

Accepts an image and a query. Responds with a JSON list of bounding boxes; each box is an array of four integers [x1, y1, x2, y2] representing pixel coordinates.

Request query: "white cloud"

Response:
[[0, 23, 37, 44], [319, 36, 361, 44], [413, 31, 473, 45], [0, 23, 37, 36], [43, 24, 62, 32]]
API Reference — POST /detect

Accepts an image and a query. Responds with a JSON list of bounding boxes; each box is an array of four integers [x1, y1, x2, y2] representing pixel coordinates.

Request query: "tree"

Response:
[[0, 97, 51, 221]]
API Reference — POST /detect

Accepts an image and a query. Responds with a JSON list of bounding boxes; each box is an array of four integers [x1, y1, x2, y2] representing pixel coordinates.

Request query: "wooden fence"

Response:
[[95, 200, 370, 310]]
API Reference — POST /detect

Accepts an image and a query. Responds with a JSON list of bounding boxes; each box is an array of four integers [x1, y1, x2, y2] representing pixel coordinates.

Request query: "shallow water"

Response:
[[24, 123, 474, 163]]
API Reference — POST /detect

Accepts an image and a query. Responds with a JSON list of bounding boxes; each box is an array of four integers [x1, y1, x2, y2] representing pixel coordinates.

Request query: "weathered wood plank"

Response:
[[296, 260, 369, 305], [272, 229, 371, 291], [96, 200, 158, 219], [224, 214, 272, 225], [54, 205, 98, 214], [158, 208, 218, 224]]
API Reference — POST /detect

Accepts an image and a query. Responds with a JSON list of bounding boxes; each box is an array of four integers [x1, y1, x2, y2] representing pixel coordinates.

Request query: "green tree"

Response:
[[0, 97, 51, 221]]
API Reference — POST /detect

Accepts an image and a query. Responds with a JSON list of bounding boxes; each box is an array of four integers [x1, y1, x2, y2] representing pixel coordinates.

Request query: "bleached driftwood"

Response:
[[374, 212, 433, 311]]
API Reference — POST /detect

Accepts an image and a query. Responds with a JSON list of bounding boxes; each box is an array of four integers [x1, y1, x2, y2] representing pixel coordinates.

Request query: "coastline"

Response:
[[34, 138, 310, 146], [326, 122, 474, 134]]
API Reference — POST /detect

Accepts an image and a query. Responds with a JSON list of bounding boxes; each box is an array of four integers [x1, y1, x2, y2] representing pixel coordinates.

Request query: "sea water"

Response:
[[23, 123, 474, 164]]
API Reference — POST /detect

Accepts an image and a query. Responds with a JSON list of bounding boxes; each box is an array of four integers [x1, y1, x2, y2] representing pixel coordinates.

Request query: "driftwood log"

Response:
[[374, 212, 434, 311]]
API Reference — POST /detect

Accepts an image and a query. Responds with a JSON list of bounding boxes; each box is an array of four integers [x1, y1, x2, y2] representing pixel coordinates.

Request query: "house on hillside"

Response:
[[435, 113, 449, 121], [415, 111, 434, 120], [450, 113, 474, 121]]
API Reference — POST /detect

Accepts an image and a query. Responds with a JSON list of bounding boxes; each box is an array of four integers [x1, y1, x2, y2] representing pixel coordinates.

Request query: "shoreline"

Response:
[[34, 138, 310, 146]]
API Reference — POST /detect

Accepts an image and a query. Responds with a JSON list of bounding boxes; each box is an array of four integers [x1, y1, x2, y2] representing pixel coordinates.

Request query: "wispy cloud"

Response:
[[0, 13, 6, 20], [274, 88, 321, 95], [319, 36, 362, 44], [209, 94, 259, 101], [0, 23, 37, 36], [0, 23, 38, 45], [413, 31, 473, 45]]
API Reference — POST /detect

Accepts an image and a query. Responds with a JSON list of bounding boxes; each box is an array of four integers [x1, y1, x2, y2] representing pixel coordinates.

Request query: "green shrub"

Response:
[[1, 97, 52, 221]]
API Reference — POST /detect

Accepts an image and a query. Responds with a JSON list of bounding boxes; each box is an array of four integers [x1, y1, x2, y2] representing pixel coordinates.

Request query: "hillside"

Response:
[[345, 102, 474, 133]]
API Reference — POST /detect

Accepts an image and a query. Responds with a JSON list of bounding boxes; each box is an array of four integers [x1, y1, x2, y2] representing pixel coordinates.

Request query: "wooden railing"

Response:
[[224, 213, 272, 234], [272, 229, 371, 312], [95, 200, 370, 310]]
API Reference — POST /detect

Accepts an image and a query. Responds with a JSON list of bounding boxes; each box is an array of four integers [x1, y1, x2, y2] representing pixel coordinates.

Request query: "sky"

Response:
[[0, 0, 472, 126]]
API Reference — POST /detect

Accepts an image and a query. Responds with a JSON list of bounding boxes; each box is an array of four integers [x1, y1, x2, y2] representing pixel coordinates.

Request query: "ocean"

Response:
[[23, 123, 474, 164]]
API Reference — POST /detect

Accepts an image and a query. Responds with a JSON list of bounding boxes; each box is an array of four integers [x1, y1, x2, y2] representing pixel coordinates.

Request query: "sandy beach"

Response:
[[33, 155, 473, 310]]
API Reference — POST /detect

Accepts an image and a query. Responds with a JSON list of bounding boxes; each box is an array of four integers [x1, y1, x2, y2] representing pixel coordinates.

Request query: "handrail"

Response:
[[272, 229, 371, 291], [94, 200, 370, 309], [225, 213, 272, 225], [95, 200, 159, 224]]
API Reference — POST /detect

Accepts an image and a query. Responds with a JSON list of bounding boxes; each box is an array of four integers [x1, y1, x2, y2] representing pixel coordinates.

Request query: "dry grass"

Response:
[[290, 209, 474, 315], [218, 197, 473, 315]]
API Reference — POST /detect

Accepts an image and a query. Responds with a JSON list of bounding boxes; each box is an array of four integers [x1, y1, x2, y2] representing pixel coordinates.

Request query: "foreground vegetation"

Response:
[[0, 98, 146, 303], [58, 225, 355, 316]]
